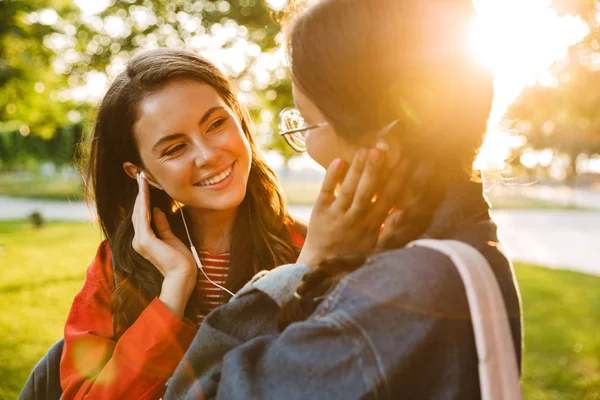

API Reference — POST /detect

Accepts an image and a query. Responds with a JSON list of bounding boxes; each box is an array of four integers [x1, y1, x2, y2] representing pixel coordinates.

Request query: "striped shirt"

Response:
[[195, 251, 230, 326]]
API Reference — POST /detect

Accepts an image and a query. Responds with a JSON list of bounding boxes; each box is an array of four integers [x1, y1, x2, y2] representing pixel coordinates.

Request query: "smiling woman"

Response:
[[122, 80, 252, 214], [53, 48, 306, 400]]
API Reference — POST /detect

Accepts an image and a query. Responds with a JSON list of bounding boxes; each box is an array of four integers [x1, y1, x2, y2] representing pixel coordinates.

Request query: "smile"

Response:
[[196, 164, 234, 187]]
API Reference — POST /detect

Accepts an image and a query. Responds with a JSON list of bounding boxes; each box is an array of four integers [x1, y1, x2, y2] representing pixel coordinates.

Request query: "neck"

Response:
[[185, 207, 238, 254]]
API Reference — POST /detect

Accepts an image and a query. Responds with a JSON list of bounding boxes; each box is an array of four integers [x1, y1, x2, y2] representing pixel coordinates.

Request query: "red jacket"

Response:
[[60, 227, 305, 399]]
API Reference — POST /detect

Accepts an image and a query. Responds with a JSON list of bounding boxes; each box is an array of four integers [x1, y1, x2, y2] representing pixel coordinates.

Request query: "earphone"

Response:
[[178, 206, 235, 297], [138, 169, 235, 297]]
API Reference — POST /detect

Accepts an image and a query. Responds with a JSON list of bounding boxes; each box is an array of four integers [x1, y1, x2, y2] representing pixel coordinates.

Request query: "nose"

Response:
[[192, 138, 220, 169]]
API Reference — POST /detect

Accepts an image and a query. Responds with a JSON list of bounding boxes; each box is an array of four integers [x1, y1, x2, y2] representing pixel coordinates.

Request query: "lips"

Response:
[[195, 163, 234, 187]]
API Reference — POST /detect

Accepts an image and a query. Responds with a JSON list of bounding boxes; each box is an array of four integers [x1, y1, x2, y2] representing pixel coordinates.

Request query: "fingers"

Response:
[[153, 207, 176, 241], [138, 172, 151, 222], [315, 158, 346, 208], [333, 149, 368, 211], [348, 148, 385, 213], [132, 172, 155, 257]]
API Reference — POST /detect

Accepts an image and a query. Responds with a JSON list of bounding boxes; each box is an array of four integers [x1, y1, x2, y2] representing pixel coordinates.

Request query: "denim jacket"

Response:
[[165, 180, 523, 400]]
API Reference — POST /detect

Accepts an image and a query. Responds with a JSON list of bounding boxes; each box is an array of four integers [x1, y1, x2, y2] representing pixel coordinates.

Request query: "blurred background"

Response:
[[0, 0, 598, 398]]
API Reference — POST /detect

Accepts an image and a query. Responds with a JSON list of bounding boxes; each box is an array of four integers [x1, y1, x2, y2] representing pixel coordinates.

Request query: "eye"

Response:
[[207, 117, 228, 132], [163, 144, 186, 157]]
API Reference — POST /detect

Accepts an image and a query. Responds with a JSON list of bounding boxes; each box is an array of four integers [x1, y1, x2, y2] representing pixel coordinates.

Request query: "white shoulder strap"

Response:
[[407, 239, 521, 400]]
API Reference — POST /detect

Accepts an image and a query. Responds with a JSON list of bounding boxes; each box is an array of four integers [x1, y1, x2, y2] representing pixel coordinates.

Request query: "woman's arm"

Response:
[[60, 242, 197, 400]]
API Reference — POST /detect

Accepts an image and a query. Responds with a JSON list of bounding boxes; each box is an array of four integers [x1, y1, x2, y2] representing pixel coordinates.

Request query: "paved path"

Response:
[[491, 210, 599, 276], [2, 196, 598, 276]]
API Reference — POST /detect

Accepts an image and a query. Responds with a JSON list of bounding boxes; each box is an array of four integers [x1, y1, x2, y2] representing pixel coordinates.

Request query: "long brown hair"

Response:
[[279, 0, 494, 329], [83, 48, 304, 336]]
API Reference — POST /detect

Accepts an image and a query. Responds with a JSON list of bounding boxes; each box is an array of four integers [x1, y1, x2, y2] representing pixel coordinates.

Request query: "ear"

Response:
[[122, 162, 164, 190], [122, 162, 141, 181], [374, 120, 405, 168], [377, 135, 403, 168]]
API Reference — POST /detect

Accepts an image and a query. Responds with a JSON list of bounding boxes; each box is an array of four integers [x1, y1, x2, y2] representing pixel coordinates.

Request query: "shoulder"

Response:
[[84, 240, 115, 293], [351, 245, 471, 317], [332, 240, 512, 319]]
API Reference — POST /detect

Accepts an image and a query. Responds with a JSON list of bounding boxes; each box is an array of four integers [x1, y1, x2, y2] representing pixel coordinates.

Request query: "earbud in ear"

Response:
[[139, 170, 164, 191], [149, 181, 164, 191]]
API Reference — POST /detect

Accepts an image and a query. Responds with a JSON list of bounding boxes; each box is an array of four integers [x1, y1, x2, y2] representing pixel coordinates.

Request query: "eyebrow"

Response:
[[151, 106, 225, 153]]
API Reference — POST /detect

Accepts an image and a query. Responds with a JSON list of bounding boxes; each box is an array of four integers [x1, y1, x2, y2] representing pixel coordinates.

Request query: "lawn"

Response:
[[0, 176, 84, 201], [0, 221, 598, 399]]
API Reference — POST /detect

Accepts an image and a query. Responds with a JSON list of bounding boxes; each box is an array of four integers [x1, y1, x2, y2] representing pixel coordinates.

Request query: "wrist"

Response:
[[297, 248, 322, 271], [159, 273, 196, 320], [162, 272, 196, 296]]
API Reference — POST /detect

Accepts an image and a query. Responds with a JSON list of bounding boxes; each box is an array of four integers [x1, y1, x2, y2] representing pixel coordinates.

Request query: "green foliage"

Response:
[[0, 0, 78, 138], [63, 0, 299, 162], [1, 0, 300, 167], [506, 1, 600, 176], [0, 176, 83, 200], [0, 123, 84, 171]]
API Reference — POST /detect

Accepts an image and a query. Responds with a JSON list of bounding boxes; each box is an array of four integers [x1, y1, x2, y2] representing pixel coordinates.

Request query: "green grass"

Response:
[[0, 176, 84, 201], [518, 265, 600, 399], [0, 221, 103, 399], [0, 221, 599, 399]]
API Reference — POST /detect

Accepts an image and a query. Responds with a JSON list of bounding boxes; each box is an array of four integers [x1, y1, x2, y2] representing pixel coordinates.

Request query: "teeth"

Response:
[[198, 165, 232, 187]]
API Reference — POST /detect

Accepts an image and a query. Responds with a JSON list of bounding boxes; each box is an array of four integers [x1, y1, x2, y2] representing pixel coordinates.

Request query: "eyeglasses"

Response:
[[278, 107, 329, 153]]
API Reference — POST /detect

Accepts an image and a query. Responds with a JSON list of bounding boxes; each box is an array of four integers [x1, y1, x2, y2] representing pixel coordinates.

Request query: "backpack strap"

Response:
[[407, 239, 521, 400]]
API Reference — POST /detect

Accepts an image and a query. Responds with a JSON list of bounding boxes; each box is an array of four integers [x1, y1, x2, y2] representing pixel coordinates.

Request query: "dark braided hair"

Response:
[[278, 0, 493, 330]]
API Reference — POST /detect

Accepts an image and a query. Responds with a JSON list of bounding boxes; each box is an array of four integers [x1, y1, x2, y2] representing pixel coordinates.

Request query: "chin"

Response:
[[194, 189, 247, 212], [306, 148, 330, 170]]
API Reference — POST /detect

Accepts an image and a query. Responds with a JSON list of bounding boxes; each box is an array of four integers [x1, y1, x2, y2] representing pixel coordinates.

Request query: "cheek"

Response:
[[229, 126, 252, 167], [305, 129, 358, 169], [304, 130, 328, 168], [145, 159, 192, 192]]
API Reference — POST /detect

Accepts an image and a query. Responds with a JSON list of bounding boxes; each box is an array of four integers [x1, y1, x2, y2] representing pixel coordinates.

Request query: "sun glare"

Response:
[[470, 0, 589, 169]]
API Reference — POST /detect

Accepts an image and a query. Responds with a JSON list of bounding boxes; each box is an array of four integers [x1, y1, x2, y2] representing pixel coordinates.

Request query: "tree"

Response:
[[0, 0, 78, 138], [1, 0, 301, 167], [505, 0, 600, 179], [55, 0, 298, 164]]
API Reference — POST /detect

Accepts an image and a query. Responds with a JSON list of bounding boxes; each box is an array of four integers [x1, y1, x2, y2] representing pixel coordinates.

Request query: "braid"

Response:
[[278, 160, 447, 331], [277, 254, 366, 331]]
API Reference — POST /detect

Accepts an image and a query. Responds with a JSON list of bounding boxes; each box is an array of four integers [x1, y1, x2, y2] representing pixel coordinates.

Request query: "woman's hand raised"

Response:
[[132, 171, 197, 319], [297, 148, 408, 269]]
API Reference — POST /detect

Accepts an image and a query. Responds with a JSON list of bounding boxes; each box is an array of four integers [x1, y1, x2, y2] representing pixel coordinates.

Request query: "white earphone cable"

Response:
[[179, 207, 234, 297]]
